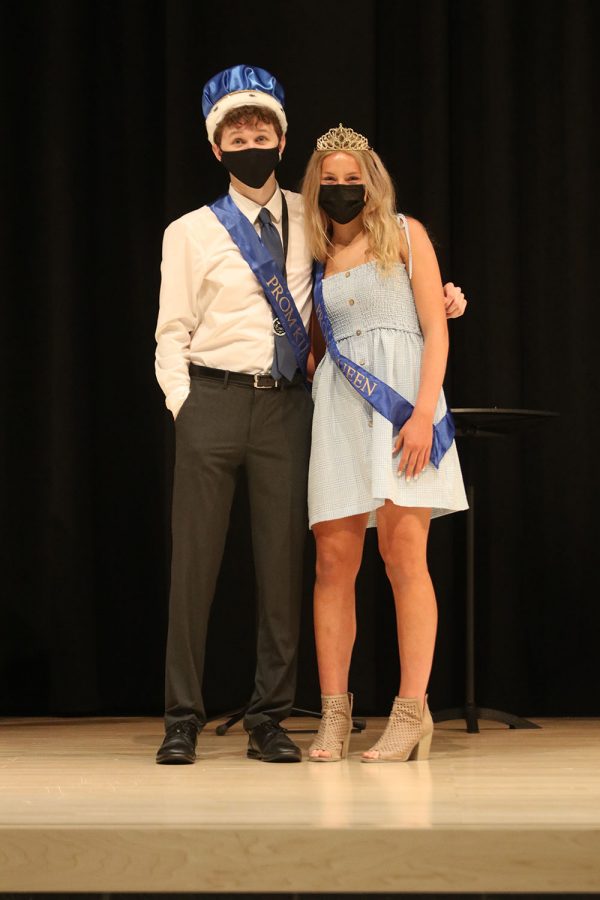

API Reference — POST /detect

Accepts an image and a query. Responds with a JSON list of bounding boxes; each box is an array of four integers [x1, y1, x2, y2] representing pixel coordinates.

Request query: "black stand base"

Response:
[[433, 705, 541, 734], [213, 707, 366, 736]]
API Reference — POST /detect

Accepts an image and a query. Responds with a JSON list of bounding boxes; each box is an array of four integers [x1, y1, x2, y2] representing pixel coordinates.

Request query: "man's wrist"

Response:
[[166, 386, 191, 418]]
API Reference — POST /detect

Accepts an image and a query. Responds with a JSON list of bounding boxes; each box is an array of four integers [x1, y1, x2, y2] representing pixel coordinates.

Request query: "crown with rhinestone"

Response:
[[316, 123, 371, 152]]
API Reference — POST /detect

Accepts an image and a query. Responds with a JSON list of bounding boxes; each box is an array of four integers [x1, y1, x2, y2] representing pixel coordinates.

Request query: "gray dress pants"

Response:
[[164, 370, 313, 731]]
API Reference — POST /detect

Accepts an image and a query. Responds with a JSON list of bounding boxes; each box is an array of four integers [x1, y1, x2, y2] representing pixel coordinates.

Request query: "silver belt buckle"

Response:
[[253, 373, 278, 389]]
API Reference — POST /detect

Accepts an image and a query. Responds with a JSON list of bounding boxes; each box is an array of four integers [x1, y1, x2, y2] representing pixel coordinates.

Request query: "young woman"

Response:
[[302, 125, 468, 762]]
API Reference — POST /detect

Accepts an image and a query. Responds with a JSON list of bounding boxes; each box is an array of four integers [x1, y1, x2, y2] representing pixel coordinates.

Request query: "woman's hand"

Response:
[[443, 282, 467, 318], [393, 409, 433, 480]]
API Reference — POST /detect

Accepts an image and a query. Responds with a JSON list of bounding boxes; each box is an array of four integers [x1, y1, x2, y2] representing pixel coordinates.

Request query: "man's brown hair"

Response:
[[213, 105, 283, 147]]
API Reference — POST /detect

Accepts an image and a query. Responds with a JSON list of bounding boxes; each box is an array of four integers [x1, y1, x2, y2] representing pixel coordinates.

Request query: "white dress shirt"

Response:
[[155, 184, 313, 417]]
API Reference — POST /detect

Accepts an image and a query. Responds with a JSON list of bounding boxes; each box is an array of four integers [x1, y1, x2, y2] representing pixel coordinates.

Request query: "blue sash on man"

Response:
[[313, 261, 455, 468], [210, 194, 310, 380]]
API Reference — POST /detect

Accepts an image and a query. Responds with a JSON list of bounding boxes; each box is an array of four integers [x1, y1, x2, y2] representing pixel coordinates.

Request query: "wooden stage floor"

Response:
[[1, 716, 600, 894]]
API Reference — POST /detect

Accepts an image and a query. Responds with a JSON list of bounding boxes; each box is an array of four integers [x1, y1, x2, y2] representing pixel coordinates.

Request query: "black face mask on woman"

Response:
[[220, 146, 280, 189], [318, 184, 366, 224]]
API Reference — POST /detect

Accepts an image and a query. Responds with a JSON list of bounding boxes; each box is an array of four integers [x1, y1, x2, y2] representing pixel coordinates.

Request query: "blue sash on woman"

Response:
[[313, 261, 455, 468], [210, 194, 310, 379]]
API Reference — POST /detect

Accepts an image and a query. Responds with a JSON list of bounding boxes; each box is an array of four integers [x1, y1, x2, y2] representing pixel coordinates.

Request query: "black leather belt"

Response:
[[190, 363, 302, 390]]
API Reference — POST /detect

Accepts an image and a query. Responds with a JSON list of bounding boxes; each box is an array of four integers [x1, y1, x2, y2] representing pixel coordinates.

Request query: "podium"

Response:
[[433, 408, 558, 733]]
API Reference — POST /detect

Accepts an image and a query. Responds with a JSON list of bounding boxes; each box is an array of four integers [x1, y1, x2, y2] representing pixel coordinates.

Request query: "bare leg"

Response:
[[311, 513, 369, 759], [363, 502, 435, 759]]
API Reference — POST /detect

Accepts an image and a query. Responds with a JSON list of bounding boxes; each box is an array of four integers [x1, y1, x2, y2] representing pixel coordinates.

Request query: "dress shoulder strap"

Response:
[[397, 213, 413, 279]]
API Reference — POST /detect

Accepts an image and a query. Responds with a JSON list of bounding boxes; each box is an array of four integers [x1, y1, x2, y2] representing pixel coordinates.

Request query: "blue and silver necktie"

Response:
[[257, 207, 298, 381]]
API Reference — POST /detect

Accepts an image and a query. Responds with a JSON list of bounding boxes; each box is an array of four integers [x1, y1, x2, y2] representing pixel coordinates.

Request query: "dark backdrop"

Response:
[[1, 0, 598, 718]]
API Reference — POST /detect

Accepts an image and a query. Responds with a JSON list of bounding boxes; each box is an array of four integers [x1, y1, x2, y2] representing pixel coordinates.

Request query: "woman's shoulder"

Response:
[[398, 214, 426, 238]]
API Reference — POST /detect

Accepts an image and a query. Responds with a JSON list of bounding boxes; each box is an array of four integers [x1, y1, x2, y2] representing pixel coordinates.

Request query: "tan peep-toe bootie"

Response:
[[361, 695, 433, 763], [308, 692, 353, 762]]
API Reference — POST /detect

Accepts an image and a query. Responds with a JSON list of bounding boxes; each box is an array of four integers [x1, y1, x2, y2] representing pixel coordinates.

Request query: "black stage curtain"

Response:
[[1, 0, 598, 717]]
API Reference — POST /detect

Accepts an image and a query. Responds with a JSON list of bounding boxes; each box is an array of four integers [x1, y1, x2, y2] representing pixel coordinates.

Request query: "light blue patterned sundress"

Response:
[[308, 222, 468, 529]]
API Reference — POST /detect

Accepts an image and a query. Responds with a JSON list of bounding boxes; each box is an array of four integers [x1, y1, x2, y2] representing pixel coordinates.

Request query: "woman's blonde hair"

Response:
[[301, 148, 408, 270]]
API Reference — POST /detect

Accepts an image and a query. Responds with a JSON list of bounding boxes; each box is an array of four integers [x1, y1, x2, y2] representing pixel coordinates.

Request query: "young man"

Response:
[[155, 65, 466, 765]]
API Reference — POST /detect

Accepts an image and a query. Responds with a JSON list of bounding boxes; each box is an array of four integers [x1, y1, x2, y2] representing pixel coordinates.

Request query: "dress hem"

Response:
[[309, 496, 469, 529]]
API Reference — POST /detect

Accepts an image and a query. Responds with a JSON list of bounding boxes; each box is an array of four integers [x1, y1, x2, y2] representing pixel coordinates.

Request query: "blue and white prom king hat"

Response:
[[202, 64, 288, 144]]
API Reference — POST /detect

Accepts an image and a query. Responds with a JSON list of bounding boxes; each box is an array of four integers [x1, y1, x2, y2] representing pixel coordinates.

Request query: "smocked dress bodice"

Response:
[[323, 260, 421, 340]]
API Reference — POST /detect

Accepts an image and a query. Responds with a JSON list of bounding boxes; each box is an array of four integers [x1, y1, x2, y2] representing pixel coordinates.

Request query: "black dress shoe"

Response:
[[156, 720, 198, 764], [247, 721, 302, 763]]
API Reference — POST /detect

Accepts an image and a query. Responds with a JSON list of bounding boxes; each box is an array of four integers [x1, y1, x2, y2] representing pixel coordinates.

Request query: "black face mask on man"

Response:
[[318, 184, 366, 225], [220, 146, 281, 189]]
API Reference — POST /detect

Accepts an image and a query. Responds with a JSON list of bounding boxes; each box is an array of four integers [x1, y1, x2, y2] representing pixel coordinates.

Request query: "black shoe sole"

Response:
[[247, 748, 302, 763], [156, 752, 196, 765]]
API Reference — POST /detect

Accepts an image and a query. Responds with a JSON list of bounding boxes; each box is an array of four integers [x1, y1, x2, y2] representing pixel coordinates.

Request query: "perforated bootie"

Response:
[[361, 695, 433, 763], [308, 692, 353, 762]]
